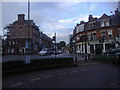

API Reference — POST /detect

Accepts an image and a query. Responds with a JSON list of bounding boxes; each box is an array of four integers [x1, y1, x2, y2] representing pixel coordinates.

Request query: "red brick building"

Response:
[[3, 14, 52, 55], [72, 9, 120, 55]]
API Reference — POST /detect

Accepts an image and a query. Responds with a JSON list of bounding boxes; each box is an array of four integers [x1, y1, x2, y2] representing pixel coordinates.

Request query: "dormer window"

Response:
[[101, 19, 109, 27], [89, 22, 96, 29]]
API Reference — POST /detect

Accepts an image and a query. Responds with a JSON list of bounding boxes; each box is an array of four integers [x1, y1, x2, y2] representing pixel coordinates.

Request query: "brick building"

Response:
[[3, 14, 52, 55], [72, 9, 120, 55]]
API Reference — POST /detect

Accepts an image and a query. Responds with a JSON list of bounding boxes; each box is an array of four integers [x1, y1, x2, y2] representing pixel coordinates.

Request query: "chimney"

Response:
[[89, 15, 93, 22], [115, 8, 119, 15], [18, 14, 25, 25]]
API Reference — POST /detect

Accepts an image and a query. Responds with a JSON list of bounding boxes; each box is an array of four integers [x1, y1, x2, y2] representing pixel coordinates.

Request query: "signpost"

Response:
[[25, 55, 30, 64]]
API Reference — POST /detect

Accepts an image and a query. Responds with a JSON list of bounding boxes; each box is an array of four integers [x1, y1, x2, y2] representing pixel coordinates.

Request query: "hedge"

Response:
[[92, 55, 119, 64], [2, 57, 75, 75]]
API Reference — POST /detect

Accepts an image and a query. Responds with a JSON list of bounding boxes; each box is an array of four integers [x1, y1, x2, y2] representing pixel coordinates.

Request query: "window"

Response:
[[13, 41, 15, 45], [76, 35, 79, 40], [118, 28, 120, 37], [11, 48, 14, 53], [79, 24, 84, 32], [76, 27, 79, 34], [107, 29, 113, 38], [89, 22, 96, 29], [92, 32, 96, 40], [87, 32, 91, 40], [106, 19, 109, 26], [101, 30, 106, 39], [101, 19, 109, 27], [101, 20, 104, 27]]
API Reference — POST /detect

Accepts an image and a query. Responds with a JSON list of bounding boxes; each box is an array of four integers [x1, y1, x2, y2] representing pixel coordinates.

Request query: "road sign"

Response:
[[25, 55, 30, 64]]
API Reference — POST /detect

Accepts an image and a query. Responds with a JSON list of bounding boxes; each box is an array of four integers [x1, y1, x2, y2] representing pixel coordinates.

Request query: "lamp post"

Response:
[[84, 34, 87, 62]]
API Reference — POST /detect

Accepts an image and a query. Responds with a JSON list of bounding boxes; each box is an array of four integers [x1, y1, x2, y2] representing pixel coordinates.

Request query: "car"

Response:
[[39, 49, 49, 56], [111, 52, 120, 64], [105, 47, 120, 55]]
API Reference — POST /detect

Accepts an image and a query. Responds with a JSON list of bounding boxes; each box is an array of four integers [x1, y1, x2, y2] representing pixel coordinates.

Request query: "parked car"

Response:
[[105, 47, 120, 55], [39, 49, 49, 56], [111, 52, 120, 64]]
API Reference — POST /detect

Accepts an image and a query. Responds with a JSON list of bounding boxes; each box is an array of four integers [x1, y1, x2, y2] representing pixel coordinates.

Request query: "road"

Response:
[[2, 62, 120, 88]]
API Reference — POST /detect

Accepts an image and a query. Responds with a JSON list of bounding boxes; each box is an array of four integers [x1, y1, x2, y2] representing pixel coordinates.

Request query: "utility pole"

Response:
[[25, 0, 30, 64], [28, 0, 30, 54], [55, 33, 57, 58]]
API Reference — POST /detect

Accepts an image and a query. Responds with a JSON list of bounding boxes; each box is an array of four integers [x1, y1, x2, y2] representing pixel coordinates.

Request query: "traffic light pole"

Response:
[[55, 33, 57, 58]]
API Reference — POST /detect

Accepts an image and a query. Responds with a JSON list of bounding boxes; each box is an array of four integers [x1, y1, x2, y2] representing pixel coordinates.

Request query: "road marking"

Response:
[[107, 81, 120, 88], [78, 62, 101, 65], [58, 72, 67, 75], [10, 82, 22, 87], [30, 78, 40, 82], [70, 70, 78, 73], [81, 69, 87, 71], [47, 75, 54, 77], [44, 75, 48, 78]]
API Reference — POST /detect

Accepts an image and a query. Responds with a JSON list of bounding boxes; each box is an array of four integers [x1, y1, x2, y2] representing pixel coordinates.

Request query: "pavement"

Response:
[[2, 53, 85, 62]]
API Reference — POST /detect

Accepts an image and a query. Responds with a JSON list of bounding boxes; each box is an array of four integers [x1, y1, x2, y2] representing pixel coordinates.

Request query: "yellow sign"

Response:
[[76, 42, 85, 45]]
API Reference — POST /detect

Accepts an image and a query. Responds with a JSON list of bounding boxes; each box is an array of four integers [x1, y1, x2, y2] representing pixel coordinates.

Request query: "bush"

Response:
[[92, 55, 113, 63], [2, 57, 74, 73]]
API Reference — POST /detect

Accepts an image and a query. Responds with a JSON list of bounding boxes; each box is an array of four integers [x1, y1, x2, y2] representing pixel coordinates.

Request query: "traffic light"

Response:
[[52, 36, 56, 41]]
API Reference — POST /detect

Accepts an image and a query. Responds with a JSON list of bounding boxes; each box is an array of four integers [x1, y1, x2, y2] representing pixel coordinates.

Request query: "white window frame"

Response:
[[101, 20, 105, 27], [106, 19, 109, 26], [92, 31, 96, 40], [101, 30, 106, 39], [87, 32, 91, 40], [118, 28, 120, 37], [107, 29, 113, 38]]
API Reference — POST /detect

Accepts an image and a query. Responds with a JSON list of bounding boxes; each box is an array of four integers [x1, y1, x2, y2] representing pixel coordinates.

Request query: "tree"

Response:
[[58, 41, 66, 50]]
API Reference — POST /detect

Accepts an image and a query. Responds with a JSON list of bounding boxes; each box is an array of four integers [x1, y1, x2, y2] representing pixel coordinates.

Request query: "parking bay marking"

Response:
[[58, 72, 67, 75], [10, 82, 23, 87], [70, 70, 78, 73], [30, 78, 40, 82]]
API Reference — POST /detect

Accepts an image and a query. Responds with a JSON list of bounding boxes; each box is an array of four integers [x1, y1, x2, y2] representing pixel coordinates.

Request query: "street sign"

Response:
[[25, 55, 30, 64]]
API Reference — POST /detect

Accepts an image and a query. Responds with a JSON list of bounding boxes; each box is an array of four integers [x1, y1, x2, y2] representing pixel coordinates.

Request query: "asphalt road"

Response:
[[2, 62, 120, 88]]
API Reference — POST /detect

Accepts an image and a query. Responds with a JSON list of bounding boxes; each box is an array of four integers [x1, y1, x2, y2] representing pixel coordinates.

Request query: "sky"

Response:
[[1, 1, 119, 44]]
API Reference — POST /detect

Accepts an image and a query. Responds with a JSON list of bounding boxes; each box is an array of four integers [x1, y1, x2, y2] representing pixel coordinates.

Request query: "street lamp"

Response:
[[84, 34, 87, 62], [73, 40, 75, 53]]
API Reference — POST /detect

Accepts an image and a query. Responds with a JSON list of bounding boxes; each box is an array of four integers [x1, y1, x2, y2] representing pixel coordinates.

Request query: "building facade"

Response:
[[72, 9, 120, 55], [3, 14, 52, 55]]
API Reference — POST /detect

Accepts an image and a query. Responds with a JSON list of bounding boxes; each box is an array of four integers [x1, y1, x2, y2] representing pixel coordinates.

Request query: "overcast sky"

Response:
[[1, 1, 118, 43]]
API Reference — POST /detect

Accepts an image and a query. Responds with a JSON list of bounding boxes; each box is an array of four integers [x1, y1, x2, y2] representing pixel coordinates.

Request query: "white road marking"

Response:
[[10, 82, 22, 87], [30, 78, 40, 82], [81, 69, 87, 71], [44, 75, 48, 78], [70, 71, 78, 73], [47, 75, 54, 77], [78, 62, 101, 65], [108, 81, 120, 87], [58, 72, 67, 75]]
